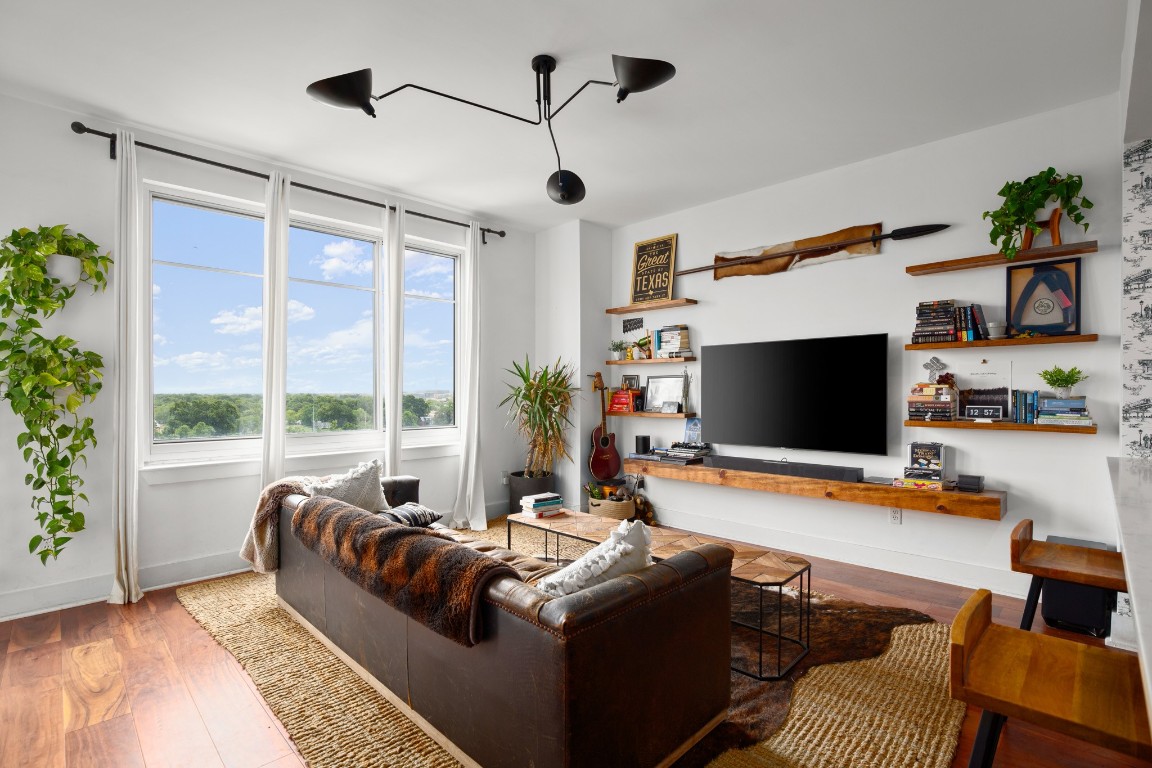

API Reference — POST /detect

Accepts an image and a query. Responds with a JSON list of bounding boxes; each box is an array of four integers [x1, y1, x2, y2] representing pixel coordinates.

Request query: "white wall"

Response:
[[605, 95, 1123, 597], [0, 92, 536, 619]]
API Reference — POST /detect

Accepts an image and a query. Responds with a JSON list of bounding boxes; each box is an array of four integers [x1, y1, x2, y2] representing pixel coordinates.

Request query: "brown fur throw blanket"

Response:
[[292, 496, 520, 646]]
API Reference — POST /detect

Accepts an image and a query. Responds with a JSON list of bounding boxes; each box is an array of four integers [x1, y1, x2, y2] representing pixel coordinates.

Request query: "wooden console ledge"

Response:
[[624, 459, 1005, 521]]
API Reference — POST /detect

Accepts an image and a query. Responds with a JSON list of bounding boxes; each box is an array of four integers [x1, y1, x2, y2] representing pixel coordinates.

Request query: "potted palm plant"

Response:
[[500, 357, 579, 512]]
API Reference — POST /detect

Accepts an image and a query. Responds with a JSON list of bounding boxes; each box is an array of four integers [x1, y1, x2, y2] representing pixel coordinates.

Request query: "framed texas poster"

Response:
[[630, 234, 677, 304]]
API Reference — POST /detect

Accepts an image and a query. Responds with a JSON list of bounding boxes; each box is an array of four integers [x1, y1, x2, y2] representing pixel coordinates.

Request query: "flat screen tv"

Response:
[[701, 333, 888, 456]]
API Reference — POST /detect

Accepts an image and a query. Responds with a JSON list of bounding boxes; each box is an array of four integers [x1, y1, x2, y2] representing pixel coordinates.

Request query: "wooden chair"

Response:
[[963, 521, 1131, 766], [951, 589, 1151, 768], [1010, 518, 1127, 631]]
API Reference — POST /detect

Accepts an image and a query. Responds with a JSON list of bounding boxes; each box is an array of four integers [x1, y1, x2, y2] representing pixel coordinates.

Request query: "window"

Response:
[[151, 198, 264, 443], [146, 189, 461, 459], [403, 247, 457, 429], [287, 226, 378, 434]]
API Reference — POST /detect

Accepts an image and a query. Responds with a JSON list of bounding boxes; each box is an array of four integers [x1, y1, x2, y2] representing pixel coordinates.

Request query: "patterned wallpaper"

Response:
[[1122, 138, 1152, 458]]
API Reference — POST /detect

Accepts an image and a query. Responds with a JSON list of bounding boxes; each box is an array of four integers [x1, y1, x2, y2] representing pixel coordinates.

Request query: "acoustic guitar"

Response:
[[588, 372, 621, 481]]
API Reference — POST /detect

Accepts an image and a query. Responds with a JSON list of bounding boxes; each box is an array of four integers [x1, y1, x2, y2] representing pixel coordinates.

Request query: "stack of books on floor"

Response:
[[520, 492, 565, 518], [654, 324, 693, 359], [907, 382, 958, 421], [1035, 395, 1093, 427], [911, 300, 991, 343], [893, 441, 955, 491], [650, 442, 711, 464]]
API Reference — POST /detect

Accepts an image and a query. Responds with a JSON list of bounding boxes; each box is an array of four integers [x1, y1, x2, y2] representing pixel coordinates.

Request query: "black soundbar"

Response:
[[703, 455, 864, 482]]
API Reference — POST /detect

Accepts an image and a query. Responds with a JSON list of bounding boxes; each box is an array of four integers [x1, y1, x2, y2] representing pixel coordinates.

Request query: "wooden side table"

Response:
[[507, 509, 811, 680]]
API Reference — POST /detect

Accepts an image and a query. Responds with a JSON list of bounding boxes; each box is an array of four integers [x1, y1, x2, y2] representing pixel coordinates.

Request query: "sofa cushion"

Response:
[[535, 520, 652, 597], [305, 459, 389, 512], [381, 501, 441, 527]]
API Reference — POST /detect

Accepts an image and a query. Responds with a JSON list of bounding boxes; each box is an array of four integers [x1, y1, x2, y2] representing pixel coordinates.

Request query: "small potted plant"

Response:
[[982, 167, 1093, 260], [1038, 364, 1088, 399], [609, 339, 628, 361]]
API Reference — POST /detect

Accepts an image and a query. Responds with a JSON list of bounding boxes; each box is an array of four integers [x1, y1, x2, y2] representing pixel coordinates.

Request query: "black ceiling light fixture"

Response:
[[306, 53, 676, 205]]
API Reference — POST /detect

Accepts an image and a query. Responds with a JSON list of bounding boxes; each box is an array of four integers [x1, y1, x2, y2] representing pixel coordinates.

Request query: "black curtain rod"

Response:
[[70, 121, 506, 243]]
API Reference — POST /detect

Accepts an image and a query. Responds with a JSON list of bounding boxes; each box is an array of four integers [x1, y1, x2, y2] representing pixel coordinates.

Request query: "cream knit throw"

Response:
[[239, 476, 318, 573]]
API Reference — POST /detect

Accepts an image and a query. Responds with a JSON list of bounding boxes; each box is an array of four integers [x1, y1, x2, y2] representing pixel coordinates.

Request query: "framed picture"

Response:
[[644, 374, 685, 412], [630, 234, 677, 304], [1006, 257, 1081, 336], [621, 374, 640, 390]]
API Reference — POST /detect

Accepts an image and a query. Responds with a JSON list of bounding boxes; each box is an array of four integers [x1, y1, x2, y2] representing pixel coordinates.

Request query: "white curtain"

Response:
[[383, 204, 406, 477], [259, 172, 291, 489], [110, 130, 143, 605], [450, 222, 487, 529]]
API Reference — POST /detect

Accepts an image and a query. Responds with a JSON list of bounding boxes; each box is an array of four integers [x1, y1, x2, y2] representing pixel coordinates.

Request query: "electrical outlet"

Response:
[[889, 508, 902, 525], [501, 471, 509, 486]]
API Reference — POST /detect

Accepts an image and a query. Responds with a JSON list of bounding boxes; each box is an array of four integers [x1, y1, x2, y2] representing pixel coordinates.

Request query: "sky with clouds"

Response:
[[151, 200, 455, 397]]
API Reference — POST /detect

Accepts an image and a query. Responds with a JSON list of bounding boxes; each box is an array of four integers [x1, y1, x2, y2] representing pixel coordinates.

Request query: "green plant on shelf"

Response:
[[1037, 365, 1087, 390], [982, 167, 1093, 260]]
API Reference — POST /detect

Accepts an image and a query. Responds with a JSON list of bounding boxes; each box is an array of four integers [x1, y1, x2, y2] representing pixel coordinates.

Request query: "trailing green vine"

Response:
[[982, 167, 1093, 260], [0, 226, 112, 563]]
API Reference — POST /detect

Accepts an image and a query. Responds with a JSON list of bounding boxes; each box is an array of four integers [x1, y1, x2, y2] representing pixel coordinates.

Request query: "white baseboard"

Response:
[[139, 550, 250, 591]]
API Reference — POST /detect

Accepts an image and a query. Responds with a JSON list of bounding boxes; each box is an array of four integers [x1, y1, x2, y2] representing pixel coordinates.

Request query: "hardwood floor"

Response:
[[0, 558, 1146, 767]]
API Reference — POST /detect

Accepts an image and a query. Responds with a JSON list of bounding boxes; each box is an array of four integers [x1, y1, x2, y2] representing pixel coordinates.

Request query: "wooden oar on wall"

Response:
[[674, 224, 951, 277]]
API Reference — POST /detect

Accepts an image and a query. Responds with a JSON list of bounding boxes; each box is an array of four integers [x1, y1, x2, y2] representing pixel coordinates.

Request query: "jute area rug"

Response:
[[177, 523, 964, 768]]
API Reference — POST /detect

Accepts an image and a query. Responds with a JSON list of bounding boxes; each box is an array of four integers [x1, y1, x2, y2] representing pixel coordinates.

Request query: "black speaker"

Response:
[[1041, 535, 1115, 637], [635, 435, 651, 454], [957, 474, 984, 493]]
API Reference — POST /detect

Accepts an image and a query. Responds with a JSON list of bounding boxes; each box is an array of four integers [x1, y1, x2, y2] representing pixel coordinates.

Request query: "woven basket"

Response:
[[588, 497, 635, 520]]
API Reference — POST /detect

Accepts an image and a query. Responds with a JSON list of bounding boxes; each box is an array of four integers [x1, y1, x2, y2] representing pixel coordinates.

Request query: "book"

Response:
[[892, 478, 948, 491], [1039, 397, 1088, 410], [907, 441, 945, 471], [659, 455, 704, 465], [970, 304, 991, 338], [1036, 417, 1094, 426], [519, 505, 566, 518], [520, 492, 561, 503], [903, 467, 943, 481], [917, 299, 957, 307]]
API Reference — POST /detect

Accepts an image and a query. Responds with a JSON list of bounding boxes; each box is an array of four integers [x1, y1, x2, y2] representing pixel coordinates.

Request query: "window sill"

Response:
[[140, 440, 462, 485]]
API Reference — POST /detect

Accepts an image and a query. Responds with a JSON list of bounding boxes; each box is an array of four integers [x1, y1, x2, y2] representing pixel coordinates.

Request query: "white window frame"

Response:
[[142, 181, 267, 466], [401, 235, 462, 448], [139, 182, 465, 468]]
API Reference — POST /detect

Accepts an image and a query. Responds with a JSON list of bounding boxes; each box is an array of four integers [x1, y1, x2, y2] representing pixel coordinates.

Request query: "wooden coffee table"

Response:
[[508, 509, 811, 680]]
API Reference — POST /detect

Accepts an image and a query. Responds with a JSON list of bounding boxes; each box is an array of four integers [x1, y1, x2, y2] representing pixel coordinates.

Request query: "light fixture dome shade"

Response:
[[307, 68, 377, 118], [611, 55, 676, 102], [546, 170, 586, 204]]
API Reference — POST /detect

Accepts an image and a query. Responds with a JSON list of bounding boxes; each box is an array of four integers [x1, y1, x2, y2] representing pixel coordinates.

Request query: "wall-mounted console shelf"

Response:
[[611, 412, 696, 419], [623, 459, 1006, 520], [904, 419, 1097, 434], [905, 334, 1098, 351], [605, 298, 698, 315], [905, 240, 1099, 276], [605, 356, 697, 365]]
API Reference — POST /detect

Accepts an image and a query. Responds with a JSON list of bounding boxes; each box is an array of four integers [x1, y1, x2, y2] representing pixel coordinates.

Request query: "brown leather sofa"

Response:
[[276, 476, 733, 768]]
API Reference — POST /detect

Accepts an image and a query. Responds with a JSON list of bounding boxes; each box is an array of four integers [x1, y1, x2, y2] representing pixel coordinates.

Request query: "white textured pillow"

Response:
[[304, 459, 389, 512], [536, 520, 652, 598]]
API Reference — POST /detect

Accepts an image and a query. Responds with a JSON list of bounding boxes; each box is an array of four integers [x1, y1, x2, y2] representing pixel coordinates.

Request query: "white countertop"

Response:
[[1107, 456, 1152, 714]]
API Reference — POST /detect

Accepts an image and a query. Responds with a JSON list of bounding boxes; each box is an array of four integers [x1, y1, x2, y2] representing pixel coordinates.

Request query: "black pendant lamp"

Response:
[[612, 55, 677, 103], [306, 68, 376, 118], [306, 53, 675, 205]]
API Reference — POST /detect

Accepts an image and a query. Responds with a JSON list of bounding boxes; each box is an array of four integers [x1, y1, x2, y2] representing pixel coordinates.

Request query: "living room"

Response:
[[1, 2, 1150, 767]]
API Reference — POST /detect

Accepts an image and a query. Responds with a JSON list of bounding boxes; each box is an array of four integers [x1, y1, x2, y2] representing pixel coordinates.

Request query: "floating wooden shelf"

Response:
[[609, 411, 696, 419], [904, 419, 1097, 434], [905, 240, 1098, 276], [605, 356, 696, 365], [623, 459, 1005, 520], [906, 334, 1098, 350], [605, 297, 698, 315]]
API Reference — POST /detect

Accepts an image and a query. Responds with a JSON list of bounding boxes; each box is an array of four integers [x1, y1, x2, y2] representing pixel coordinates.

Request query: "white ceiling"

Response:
[[0, 1, 1128, 232]]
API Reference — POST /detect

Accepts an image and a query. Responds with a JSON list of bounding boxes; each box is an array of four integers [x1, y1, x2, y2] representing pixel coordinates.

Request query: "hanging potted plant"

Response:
[[499, 357, 578, 513], [0, 225, 112, 563], [982, 167, 1093, 260]]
